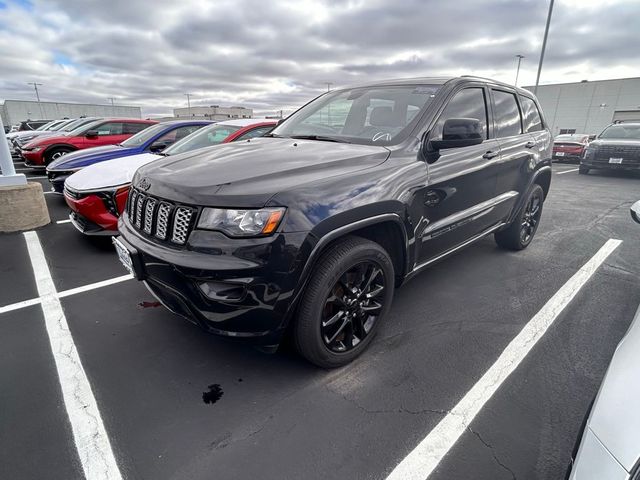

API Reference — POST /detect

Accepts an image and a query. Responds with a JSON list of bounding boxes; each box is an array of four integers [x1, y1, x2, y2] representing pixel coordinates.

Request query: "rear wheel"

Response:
[[495, 184, 544, 251], [294, 236, 394, 368], [578, 165, 589, 175], [45, 147, 73, 165]]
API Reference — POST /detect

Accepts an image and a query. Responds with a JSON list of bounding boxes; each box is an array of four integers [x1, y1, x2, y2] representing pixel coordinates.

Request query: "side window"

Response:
[[234, 126, 274, 141], [302, 98, 353, 130], [492, 90, 522, 137], [431, 88, 488, 141], [520, 96, 543, 133], [123, 122, 150, 135], [154, 125, 202, 145], [94, 122, 124, 136]]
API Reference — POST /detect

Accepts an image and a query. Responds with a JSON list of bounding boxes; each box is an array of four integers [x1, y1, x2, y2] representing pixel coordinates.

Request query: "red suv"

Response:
[[20, 118, 157, 168]]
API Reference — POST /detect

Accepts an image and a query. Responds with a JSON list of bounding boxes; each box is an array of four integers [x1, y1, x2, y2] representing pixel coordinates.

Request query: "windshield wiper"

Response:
[[289, 135, 351, 143]]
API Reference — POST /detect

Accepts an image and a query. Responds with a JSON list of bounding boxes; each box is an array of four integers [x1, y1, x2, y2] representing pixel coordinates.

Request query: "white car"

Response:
[[63, 119, 276, 235]]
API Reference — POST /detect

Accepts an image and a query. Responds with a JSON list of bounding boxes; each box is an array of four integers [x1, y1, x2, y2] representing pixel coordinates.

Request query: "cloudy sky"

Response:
[[0, 0, 638, 117]]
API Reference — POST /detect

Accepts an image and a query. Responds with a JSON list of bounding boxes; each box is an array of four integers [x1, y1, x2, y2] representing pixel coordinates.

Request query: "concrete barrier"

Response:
[[0, 182, 50, 232]]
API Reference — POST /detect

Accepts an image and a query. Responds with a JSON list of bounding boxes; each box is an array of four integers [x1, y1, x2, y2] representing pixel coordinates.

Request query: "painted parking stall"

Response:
[[0, 165, 639, 479]]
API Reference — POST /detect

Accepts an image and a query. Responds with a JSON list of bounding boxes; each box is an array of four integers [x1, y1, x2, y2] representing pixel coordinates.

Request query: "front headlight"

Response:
[[26, 146, 43, 152], [197, 207, 286, 237], [583, 146, 595, 159]]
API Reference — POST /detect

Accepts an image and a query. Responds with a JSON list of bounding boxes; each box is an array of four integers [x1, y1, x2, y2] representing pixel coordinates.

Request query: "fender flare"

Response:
[[507, 165, 552, 225]]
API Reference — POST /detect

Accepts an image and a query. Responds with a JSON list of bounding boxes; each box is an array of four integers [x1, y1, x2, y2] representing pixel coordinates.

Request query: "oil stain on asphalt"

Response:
[[203, 384, 224, 405]]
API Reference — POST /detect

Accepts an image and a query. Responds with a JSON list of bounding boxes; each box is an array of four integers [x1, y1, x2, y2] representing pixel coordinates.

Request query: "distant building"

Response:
[[173, 105, 252, 120], [0, 99, 141, 126], [524, 77, 640, 136]]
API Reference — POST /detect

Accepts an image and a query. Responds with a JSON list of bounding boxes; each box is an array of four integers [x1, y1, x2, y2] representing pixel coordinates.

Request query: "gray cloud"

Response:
[[1, 0, 638, 117]]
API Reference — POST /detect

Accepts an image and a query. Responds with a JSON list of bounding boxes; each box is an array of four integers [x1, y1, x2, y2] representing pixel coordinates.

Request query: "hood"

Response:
[[25, 133, 72, 149], [48, 144, 135, 171], [66, 153, 161, 192], [134, 137, 390, 207], [590, 138, 640, 148], [588, 305, 640, 471]]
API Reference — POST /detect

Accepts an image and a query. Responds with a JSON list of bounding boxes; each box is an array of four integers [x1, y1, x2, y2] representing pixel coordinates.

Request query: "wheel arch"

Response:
[[43, 143, 77, 160]]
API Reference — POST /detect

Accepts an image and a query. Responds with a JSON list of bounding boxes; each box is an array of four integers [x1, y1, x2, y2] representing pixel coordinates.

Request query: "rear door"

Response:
[[81, 121, 127, 148], [520, 95, 551, 166], [489, 88, 534, 219], [417, 85, 502, 264]]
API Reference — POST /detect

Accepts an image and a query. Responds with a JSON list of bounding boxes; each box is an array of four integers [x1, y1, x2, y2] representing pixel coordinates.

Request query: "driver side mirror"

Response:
[[430, 118, 483, 151], [85, 130, 99, 138], [149, 141, 170, 153], [631, 200, 640, 224]]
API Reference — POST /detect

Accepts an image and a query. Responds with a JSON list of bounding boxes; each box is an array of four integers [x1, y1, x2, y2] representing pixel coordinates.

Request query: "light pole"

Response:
[[534, 0, 555, 95], [184, 93, 192, 117], [107, 97, 116, 107], [27, 82, 44, 118], [326, 82, 333, 92], [514, 55, 525, 87]]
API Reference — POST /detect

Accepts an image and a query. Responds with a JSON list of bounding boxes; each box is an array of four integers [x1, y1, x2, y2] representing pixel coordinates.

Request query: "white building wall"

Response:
[[524, 78, 640, 136], [1, 100, 141, 125]]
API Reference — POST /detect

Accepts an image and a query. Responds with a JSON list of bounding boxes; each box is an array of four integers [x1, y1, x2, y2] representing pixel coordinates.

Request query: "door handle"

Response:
[[525, 141, 536, 149], [482, 150, 499, 159]]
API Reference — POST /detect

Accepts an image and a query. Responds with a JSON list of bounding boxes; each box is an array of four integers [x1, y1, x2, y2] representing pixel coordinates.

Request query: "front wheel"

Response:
[[495, 184, 544, 251], [45, 147, 73, 165], [578, 165, 589, 175], [294, 236, 394, 368]]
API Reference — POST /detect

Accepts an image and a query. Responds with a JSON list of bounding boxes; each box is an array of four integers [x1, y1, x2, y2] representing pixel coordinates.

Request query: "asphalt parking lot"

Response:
[[2, 161, 639, 480]]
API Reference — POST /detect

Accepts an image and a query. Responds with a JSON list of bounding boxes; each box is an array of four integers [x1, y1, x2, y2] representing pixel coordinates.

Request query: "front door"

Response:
[[416, 86, 503, 265]]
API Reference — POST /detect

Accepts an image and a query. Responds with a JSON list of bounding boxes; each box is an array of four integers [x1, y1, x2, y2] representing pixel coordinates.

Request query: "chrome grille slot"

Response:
[[172, 207, 193, 245], [143, 198, 157, 234], [155, 203, 171, 239], [129, 190, 139, 222], [134, 193, 145, 228]]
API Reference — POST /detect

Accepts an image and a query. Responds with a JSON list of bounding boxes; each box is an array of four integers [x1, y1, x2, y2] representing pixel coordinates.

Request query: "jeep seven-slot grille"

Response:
[[127, 188, 196, 245]]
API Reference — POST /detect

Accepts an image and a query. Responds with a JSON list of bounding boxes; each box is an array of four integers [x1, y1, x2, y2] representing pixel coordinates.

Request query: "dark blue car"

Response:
[[46, 120, 212, 193]]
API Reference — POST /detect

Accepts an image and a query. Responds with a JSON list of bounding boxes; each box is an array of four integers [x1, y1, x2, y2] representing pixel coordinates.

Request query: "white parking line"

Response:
[[0, 274, 132, 315], [23, 231, 123, 480], [556, 168, 579, 175], [56, 219, 71, 224], [26, 175, 47, 179], [386, 238, 622, 480]]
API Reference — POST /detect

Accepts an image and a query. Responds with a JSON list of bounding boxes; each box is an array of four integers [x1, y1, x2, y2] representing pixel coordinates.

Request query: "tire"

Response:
[[578, 165, 589, 175], [495, 184, 544, 251], [294, 236, 394, 368], [45, 147, 73, 165]]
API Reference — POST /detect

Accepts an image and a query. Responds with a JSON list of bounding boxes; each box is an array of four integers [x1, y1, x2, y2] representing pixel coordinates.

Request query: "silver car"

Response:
[[569, 200, 640, 479]]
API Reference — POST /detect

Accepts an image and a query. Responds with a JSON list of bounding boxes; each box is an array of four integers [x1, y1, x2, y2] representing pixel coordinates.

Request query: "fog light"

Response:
[[198, 281, 246, 302]]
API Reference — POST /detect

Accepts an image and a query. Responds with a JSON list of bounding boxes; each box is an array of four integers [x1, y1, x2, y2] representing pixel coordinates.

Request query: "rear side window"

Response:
[[520, 96, 543, 133], [123, 122, 150, 134], [95, 122, 124, 135], [492, 90, 522, 137], [431, 88, 488, 141]]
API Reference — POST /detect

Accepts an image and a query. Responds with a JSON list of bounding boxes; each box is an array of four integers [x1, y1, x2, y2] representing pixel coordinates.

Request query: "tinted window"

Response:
[[123, 122, 150, 135], [492, 90, 522, 137], [162, 124, 241, 155], [94, 122, 124, 136], [520, 96, 543, 133], [599, 124, 640, 140], [431, 88, 488, 141], [234, 125, 274, 141]]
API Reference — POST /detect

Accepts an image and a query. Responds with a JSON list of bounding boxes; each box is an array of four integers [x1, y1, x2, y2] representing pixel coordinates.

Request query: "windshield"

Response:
[[163, 123, 241, 155], [599, 124, 640, 140], [271, 84, 440, 146], [64, 119, 102, 135], [555, 134, 587, 143], [120, 123, 167, 147], [37, 121, 58, 131]]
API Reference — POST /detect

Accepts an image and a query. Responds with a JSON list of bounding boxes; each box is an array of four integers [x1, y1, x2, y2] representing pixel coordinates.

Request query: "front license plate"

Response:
[[609, 157, 623, 164], [113, 237, 134, 276], [555, 152, 565, 156]]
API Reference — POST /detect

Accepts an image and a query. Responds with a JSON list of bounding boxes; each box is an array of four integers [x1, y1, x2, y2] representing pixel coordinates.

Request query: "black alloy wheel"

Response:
[[321, 261, 385, 353], [520, 191, 542, 245], [294, 236, 394, 368], [495, 184, 545, 251]]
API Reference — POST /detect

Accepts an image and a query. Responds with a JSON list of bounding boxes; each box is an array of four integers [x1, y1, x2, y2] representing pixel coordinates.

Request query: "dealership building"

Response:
[[173, 105, 252, 120], [524, 77, 640, 136], [0, 99, 141, 127]]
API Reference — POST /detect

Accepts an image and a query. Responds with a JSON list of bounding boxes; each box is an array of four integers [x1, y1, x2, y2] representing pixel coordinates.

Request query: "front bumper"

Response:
[[553, 152, 582, 162], [581, 159, 640, 171], [22, 149, 46, 168], [117, 216, 311, 346], [47, 171, 72, 193], [64, 191, 119, 234], [569, 428, 629, 479]]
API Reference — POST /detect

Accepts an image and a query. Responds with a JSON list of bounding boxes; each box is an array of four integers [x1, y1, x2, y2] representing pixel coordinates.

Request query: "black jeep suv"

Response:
[[115, 76, 552, 367], [580, 122, 640, 174]]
